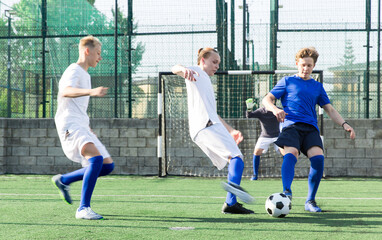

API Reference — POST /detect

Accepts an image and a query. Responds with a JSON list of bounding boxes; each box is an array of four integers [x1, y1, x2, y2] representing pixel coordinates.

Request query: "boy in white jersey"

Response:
[[172, 48, 254, 214], [52, 36, 114, 220]]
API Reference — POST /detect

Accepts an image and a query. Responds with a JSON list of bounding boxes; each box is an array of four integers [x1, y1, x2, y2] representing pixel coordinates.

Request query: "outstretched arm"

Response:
[[218, 115, 243, 144], [171, 64, 199, 82], [61, 86, 108, 98], [322, 103, 356, 139]]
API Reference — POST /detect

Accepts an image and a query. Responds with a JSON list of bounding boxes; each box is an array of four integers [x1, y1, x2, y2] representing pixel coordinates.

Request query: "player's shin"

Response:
[[307, 155, 324, 202], [281, 153, 297, 193], [61, 167, 87, 185], [79, 155, 103, 210], [252, 155, 260, 180], [226, 157, 244, 205]]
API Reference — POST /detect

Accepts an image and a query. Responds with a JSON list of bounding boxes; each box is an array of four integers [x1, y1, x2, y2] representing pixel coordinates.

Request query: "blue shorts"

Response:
[[274, 122, 323, 156]]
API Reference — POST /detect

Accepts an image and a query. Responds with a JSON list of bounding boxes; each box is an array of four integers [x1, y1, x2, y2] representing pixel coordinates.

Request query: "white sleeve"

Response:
[[59, 68, 80, 91]]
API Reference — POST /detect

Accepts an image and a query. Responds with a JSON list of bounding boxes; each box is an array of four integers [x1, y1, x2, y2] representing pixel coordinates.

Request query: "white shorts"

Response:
[[255, 136, 279, 153], [193, 123, 243, 170], [57, 126, 110, 167]]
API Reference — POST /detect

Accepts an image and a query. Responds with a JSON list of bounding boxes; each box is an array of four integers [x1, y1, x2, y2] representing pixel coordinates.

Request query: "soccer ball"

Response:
[[265, 193, 291, 218]]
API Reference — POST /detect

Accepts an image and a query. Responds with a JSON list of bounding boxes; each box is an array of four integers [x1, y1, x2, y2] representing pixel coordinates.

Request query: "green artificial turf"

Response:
[[0, 175, 381, 240]]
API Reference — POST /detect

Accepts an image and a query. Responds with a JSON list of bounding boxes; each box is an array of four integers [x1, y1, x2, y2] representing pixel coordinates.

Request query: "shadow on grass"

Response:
[[0, 211, 381, 235], [106, 210, 382, 227]]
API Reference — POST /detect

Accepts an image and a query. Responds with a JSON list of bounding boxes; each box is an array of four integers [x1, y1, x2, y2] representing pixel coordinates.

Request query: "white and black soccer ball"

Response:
[[265, 193, 291, 218]]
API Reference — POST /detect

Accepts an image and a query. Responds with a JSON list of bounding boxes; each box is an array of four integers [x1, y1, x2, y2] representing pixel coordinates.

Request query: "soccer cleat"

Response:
[[221, 182, 255, 204], [283, 189, 292, 201], [305, 200, 322, 212], [75, 207, 104, 220], [52, 174, 72, 204], [222, 202, 254, 214], [250, 175, 258, 181]]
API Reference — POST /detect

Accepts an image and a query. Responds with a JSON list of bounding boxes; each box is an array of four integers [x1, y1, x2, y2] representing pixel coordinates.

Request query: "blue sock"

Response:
[[61, 162, 114, 185], [79, 155, 103, 210], [253, 155, 260, 177], [307, 155, 324, 202], [99, 162, 115, 176], [61, 168, 86, 185], [281, 153, 297, 193], [226, 157, 244, 206]]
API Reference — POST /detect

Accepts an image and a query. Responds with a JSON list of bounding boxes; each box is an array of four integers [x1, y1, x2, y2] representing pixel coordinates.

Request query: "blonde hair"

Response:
[[79, 35, 101, 50], [197, 47, 219, 65], [295, 47, 319, 64]]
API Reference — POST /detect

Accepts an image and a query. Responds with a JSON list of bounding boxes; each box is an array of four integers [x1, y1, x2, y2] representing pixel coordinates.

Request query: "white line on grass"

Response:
[[0, 193, 381, 200]]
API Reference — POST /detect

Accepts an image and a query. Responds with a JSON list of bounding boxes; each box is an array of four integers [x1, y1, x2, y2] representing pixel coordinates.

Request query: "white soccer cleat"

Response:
[[75, 207, 104, 220], [221, 181, 255, 204]]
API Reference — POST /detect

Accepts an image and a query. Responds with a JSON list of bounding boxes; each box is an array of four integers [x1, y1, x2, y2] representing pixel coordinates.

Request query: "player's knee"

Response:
[[287, 149, 299, 158], [82, 143, 102, 159], [307, 147, 324, 158], [88, 155, 103, 164], [103, 157, 113, 164], [254, 148, 263, 155], [310, 155, 324, 165], [284, 146, 298, 157]]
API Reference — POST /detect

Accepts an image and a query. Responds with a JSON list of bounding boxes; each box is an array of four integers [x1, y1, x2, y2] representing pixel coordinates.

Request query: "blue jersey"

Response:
[[270, 75, 330, 131]]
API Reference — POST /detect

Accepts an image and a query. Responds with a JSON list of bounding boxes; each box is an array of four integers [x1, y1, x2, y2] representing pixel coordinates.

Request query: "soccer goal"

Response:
[[158, 70, 324, 177]]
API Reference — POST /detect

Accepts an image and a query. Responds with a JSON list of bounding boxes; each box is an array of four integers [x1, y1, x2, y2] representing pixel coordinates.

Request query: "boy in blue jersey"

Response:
[[262, 47, 356, 212]]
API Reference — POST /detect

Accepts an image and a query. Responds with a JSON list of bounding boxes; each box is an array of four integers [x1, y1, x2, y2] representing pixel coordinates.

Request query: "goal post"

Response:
[[158, 70, 324, 177]]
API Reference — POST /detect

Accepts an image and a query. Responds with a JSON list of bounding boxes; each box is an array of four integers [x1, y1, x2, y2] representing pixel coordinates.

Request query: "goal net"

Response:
[[158, 70, 323, 177]]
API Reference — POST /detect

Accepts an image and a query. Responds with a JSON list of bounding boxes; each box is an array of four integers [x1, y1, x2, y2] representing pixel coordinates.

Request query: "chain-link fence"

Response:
[[0, 0, 381, 119]]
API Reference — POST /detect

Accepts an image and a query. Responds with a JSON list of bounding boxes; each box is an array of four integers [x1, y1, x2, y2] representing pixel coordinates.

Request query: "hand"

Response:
[[273, 108, 288, 122], [343, 124, 356, 139], [183, 68, 199, 82], [231, 129, 243, 145], [90, 86, 108, 97]]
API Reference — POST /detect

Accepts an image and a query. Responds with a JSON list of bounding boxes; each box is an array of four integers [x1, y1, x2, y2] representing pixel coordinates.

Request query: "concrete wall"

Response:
[[0, 118, 381, 177], [0, 118, 158, 175]]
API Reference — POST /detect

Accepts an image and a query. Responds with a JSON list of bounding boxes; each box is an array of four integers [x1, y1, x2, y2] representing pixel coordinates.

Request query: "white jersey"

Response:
[[54, 63, 110, 166], [55, 63, 91, 131], [185, 66, 221, 140]]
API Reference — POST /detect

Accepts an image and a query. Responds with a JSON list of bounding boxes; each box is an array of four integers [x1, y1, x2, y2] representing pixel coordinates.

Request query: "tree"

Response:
[[341, 39, 356, 67], [110, 6, 146, 117], [111, 6, 145, 76], [0, 17, 8, 117], [87, 0, 95, 6], [3, 0, 145, 118]]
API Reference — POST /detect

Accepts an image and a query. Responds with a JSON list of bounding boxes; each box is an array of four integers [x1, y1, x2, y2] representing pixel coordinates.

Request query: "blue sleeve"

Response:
[[317, 84, 331, 107], [270, 77, 286, 99]]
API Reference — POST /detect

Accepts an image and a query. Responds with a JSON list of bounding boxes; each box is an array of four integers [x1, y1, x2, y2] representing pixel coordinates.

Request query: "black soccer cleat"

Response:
[[222, 202, 254, 214]]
